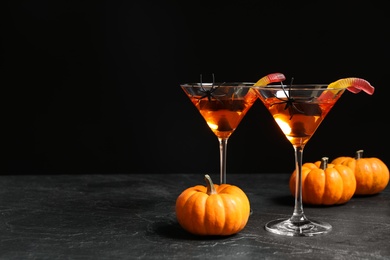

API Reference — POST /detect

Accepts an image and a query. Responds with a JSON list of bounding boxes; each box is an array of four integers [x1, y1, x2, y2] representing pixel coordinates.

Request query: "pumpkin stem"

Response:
[[319, 157, 329, 170], [356, 149, 364, 159], [205, 174, 217, 195]]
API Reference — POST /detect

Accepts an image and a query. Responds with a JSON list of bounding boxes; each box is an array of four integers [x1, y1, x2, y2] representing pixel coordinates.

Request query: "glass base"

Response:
[[265, 217, 332, 237]]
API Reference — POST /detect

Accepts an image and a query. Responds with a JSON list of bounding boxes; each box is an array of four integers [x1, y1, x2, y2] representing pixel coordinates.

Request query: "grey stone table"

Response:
[[0, 173, 389, 259]]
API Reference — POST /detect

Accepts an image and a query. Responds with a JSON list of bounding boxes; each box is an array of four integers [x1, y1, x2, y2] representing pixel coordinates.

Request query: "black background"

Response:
[[2, 1, 389, 175]]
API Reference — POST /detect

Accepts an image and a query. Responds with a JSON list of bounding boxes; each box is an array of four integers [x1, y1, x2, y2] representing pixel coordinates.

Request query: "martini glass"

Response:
[[253, 83, 346, 236], [181, 76, 257, 184]]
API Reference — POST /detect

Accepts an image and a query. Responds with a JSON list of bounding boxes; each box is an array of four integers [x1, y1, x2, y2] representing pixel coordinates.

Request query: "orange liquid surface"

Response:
[[263, 97, 338, 146], [191, 99, 253, 139]]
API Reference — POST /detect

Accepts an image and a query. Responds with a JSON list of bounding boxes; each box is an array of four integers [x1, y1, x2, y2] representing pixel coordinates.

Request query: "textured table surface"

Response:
[[0, 173, 389, 259]]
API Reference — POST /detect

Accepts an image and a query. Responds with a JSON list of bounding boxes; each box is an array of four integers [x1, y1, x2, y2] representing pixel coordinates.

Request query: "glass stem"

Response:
[[291, 145, 308, 223], [218, 138, 228, 184]]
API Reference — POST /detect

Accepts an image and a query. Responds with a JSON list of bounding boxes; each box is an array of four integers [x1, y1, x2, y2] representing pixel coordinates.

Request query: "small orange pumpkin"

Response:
[[175, 174, 250, 236], [331, 150, 389, 195], [289, 157, 356, 205]]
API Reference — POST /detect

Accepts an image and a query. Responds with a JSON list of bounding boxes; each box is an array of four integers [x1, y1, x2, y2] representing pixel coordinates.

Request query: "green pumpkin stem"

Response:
[[319, 157, 329, 170], [205, 174, 217, 195], [356, 149, 364, 159]]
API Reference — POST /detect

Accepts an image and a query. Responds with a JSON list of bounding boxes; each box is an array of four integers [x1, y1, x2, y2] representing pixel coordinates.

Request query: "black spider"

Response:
[[197, 74, 226, 102], [270, 78, 318, 119]]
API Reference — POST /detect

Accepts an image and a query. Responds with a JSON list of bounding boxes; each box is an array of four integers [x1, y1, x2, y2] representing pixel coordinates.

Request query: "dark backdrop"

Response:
[[2, 1, 388, 174]]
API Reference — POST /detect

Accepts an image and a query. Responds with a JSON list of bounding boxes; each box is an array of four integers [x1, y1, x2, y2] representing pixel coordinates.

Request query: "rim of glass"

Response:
[[181, 83, 347, 90], [254, 84, 346, 90], [181, 82, 256, 87]]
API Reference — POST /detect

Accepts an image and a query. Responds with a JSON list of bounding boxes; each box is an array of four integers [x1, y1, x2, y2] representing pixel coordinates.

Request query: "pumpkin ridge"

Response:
[[376, 161, 390, 192], [205, 194, 225, 235], [219, 194, 241, 235], [333, 165, 356, 204], [355, 160, 374, 194], [305, 168, 326, 205], [232, 194, 250, 230], [187, 192, 208, 235], [176, 189, 197, 225], [323, 168, 343, 205]]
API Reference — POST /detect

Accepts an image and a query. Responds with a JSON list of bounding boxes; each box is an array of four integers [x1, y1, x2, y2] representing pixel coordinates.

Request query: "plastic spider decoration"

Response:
[[270, 78, 319, 119], [197, 74, 226, 102]]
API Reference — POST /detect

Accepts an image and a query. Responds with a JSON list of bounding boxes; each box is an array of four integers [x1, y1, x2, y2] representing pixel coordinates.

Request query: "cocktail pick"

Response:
[[254, 73, 286, 87], [328, 77, 375, 95]]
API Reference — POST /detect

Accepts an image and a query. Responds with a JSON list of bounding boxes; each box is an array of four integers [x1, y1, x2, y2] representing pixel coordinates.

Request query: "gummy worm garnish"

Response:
[[253, 73, 286, 87], [328, 77, 375, 95]]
